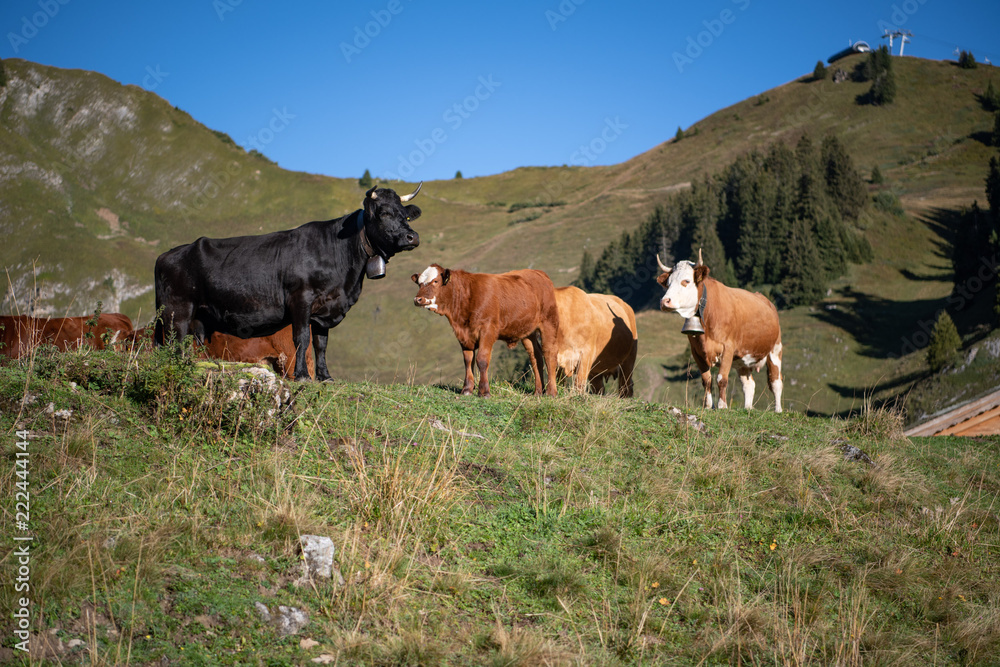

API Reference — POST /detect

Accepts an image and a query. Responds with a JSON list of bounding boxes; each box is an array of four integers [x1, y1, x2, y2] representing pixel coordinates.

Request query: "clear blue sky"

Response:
[[3, 0, 998, 182]]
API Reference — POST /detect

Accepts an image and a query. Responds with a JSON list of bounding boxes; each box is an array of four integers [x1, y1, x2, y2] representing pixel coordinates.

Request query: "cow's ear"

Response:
[[693, 265, 710, 284], [441, 269, 450, 285], [655, 271, 671, 287], [404, 204, 421, 221], [411, 273, 419, 284]]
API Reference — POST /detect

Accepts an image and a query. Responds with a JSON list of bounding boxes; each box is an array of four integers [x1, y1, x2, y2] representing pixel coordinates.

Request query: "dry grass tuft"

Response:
[[843, 395, 906, 442], [487, 618, 577, 667]]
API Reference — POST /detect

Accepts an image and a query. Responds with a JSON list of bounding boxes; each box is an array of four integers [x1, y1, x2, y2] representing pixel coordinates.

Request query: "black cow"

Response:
[[154, 183, 422, 381]]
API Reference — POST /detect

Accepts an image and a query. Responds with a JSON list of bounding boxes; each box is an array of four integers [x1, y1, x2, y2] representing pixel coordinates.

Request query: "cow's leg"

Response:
[[577, 354, 594, 394], [738, 366, 756, 409], [460, 347, 476, 395], [767, 341, 784, 413], [618, 343, 636, 398], [700, 369, 714, 409], [290, 319, 312, 380], [716, 354, 734, 409], [159, 305, 193, 346], [522, 333, 545, 394], [475, 334, 497, 397], [539, 321, 559, 397], [310, 326, 332, 382]]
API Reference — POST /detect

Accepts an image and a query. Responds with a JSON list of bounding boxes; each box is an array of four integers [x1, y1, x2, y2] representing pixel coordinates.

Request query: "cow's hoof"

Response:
[[315, 374, 334, 383], [461, 388, 474, 396]]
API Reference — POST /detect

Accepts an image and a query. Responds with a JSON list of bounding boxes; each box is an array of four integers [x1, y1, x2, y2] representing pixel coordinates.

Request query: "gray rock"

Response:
[[299, 535, 335, 581], [840, 443, 875, 466], [273, 605, 309, 637]]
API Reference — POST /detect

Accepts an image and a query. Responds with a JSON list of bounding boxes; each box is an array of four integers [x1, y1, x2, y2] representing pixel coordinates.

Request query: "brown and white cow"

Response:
[[551, 286, 637, 397], [412, 264, 560, 397], [0, 313, 134, 358], [656, 253, 783, 412]]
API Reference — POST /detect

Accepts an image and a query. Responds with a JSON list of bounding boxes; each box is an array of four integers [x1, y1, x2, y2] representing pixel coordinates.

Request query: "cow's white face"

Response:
[[658, 261, 700, 318], [412, 264, 447, 314]]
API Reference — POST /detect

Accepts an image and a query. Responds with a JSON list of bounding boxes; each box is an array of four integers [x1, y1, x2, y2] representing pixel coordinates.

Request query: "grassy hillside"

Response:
[[1, 56, 998, 422], [1, 345, 999, 665]]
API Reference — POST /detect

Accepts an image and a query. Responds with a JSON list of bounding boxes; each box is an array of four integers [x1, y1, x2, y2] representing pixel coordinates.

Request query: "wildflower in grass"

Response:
[[770, 542, 777, 551], [659, 598, 669, 605], [651, 581, 659, 589]]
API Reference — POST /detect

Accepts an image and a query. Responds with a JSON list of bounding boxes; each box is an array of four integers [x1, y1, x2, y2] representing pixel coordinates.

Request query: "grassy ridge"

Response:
[[0, 345, 998, 664], [1, 56, 999, 420]]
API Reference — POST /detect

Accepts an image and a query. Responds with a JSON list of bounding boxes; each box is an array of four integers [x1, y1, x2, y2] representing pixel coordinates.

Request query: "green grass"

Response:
[[1, 345, 998, 664]]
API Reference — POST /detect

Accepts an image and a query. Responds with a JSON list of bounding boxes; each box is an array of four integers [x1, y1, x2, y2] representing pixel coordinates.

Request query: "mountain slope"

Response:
[[1, 56, 997, 419]]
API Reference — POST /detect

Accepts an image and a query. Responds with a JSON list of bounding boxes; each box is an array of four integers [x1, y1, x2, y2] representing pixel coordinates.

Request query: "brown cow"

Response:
[[131, 324, 314, 380], [551, 286, 637, 397], [0, 313, 134, 358], [656, 253, 783, 412], [203, 326, 315, 380], [412, 264, 560, 397]]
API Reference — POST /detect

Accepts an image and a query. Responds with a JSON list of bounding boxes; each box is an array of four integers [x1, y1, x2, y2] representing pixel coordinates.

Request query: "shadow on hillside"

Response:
[[917, 207, 959, 264], [899, 268, 951, 282], [828, 370, 926, 402], [810, 206, 967, 358], [970, 130, 994, 147], [811, 286, 947, 359]]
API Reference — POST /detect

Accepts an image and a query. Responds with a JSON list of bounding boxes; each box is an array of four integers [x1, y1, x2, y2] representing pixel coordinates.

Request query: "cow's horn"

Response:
[[656, 254, 671, 274], [366, 184, 378, 200], [399, 181, 422, 202], [697, 248, 704, 266]]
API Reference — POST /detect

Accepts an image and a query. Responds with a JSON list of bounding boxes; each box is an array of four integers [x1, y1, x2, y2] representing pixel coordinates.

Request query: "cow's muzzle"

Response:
[[401, 231, 419, 250]]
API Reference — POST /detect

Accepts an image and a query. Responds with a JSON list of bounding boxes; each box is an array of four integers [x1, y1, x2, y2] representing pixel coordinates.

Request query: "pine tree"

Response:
[[777, 218, 825, 306], [359, 169, 373, 189], [821, 135, 867, 220], [860, 45, 896, 105], [927, 311, 961, 371], [675, 126, 684, 142], [987, 156, 1000, 225], [871, 164, 884, 184], [984, 81, 1000, 112], [813, 214, 847, 280], [993, 111, 1000, 147], [0, 58, 6, 88], [690, 219, 733, 286], [813, 60, 827, 81], [958, 50, 977, 69], [455, 170, 463, 179]]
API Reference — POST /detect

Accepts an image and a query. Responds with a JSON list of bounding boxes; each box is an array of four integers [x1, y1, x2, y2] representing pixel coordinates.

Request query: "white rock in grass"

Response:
[[273, 606, 309, 637], [299, 535, 335, 581]]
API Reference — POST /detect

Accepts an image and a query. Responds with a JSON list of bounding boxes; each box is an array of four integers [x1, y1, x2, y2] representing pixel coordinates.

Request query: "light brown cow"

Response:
[[656, 254, 783, 412], [551, 286, 637, 397], [131, 324, 314, 380], [412, 264, 560, 397], [0, 313, 134, 358]]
